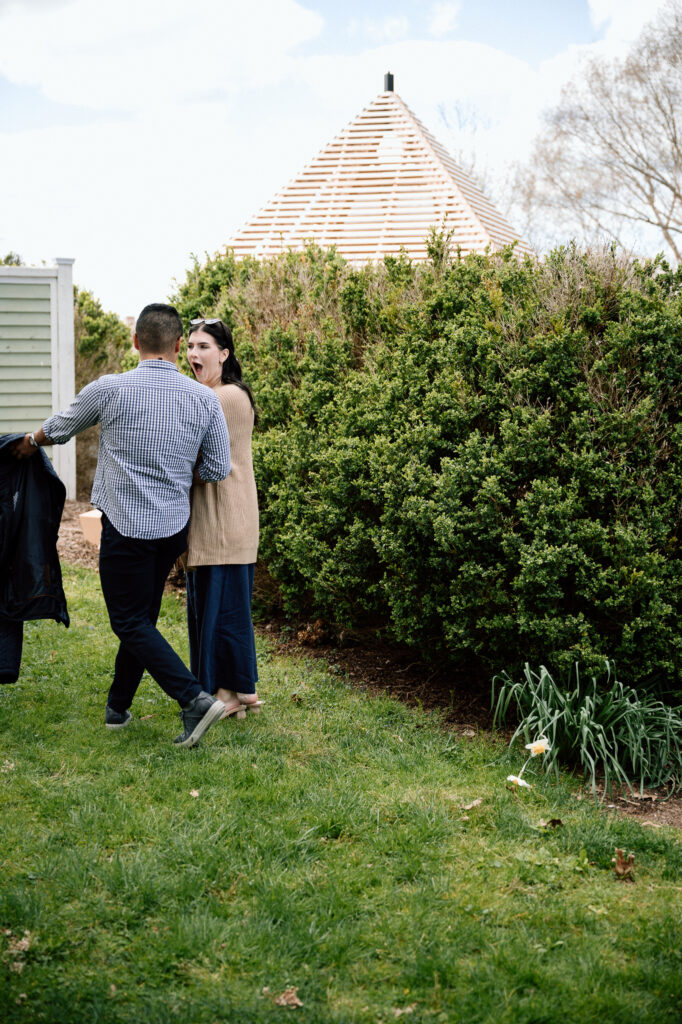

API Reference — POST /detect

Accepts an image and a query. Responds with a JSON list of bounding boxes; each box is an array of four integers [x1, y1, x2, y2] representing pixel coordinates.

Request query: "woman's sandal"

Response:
[[236, 692, 264, 714], [215, 689, 247, 720]]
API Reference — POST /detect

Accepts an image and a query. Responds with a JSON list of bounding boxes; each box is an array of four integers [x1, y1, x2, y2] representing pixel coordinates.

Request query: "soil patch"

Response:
[[57, 499, 100, 571], [268, 622, 493, 731], [57, 500, 682, 830]]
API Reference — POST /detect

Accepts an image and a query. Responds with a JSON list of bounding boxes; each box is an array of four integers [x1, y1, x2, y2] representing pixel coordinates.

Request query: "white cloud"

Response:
[[588, 0, 669, 43], [0, 0, 323, 111], [0, 99, 313, 316], [0, 0, 68, 9], [347, 16, 411, 44], [428, 2, 461, 37]]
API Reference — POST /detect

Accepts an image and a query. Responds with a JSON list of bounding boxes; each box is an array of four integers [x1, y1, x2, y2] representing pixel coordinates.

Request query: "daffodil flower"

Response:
[[525, 738, 551, 756], [507, 774, 531, 788]]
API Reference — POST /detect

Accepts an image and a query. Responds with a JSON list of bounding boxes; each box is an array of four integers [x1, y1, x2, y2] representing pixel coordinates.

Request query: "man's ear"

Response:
[[175, 337, 182, 354], [133, 333, 140, 351]]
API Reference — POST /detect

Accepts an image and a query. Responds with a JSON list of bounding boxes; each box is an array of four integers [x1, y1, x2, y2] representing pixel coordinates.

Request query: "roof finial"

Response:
[[384, 71, 394, 92]]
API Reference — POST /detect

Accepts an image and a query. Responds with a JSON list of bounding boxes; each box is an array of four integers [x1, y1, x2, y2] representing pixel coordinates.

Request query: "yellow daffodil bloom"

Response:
[[525, 738, 551, 756]]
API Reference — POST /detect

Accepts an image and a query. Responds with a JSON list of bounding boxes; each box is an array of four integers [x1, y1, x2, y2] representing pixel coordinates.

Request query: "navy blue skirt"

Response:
[[186, 564, 258, 696]]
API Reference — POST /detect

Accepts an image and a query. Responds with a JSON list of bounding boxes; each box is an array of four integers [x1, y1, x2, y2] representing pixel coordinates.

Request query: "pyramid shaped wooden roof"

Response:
[[227, 87, 530, 262]]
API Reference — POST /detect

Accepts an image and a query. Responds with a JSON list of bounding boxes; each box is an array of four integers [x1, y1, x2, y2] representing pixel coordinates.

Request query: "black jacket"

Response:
[[0, 434, 69, 626]]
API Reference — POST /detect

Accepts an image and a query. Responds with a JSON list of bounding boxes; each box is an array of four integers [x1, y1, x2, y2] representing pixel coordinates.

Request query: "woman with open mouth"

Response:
[[184, 317, 262, 719]]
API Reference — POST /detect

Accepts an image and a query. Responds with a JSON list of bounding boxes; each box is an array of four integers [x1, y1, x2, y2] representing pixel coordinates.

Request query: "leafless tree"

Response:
[[438, 99, 496, 199], [514, 0, 682, 261]]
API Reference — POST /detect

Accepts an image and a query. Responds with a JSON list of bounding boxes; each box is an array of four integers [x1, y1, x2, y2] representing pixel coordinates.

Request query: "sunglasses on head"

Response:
[[190, 317, 221, 326]]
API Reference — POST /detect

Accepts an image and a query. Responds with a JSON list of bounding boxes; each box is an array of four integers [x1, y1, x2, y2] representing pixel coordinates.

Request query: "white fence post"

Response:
[[52, 258, 76, 498]]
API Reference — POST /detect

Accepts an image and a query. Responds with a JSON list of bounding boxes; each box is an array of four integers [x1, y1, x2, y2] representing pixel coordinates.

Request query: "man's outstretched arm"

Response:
[[11, 379, 101, 459]]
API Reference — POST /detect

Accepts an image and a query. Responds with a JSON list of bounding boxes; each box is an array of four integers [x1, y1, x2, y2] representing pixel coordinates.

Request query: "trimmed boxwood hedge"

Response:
[[172, 238, 682, 699]]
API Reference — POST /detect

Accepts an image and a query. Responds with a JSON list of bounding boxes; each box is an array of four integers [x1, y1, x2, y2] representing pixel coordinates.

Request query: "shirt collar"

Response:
[[137, 359, 179, 371]]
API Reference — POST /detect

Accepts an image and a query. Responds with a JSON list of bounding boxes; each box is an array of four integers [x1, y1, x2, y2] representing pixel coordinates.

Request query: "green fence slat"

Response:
[[1, 379, 52, 393], [0, 311, 51, 326], [0, 364, 52, 378], [0, 328, 52, 342], [0, 283, 51, 300], [1, 393, 54, 408]]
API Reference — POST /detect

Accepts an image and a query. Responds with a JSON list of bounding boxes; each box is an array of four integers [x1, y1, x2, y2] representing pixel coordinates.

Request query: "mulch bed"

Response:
[[57, 499, 100, 570], [57, 500, 682, 829]]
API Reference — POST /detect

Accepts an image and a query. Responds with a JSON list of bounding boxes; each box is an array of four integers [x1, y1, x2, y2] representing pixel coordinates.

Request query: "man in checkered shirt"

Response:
[[13, 304, 230, 747]]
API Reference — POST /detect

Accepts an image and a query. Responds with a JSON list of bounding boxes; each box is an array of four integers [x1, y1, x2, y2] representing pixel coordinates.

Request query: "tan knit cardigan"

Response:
[[186, 383, 259, 567]]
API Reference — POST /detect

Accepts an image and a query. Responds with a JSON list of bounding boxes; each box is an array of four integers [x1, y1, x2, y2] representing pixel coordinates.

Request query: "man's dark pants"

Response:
[[99, 514, 201, 713]]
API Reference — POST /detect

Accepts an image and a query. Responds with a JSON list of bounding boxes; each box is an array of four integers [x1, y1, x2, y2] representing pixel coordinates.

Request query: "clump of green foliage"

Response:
[[171, 238, 682, 698], [74, 287, 131, 388], [493, 661, 682, 797], [73, 287, 132, 495]]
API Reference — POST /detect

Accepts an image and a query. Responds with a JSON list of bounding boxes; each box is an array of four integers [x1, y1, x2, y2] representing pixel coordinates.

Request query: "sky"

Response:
[[0, 0, 669, 319]]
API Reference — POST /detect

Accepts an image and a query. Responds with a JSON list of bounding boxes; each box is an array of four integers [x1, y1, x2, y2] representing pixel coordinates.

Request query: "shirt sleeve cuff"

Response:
[[41, 415, 69, 444]]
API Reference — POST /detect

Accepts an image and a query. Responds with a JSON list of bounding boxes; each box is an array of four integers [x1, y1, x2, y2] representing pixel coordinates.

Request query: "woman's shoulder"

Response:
[[216, 383, 254, 415], [216, 382, 247, 401]]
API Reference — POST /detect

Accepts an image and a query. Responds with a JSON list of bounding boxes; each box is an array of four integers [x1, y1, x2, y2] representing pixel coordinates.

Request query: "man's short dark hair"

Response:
[[135, 304, 183, 353]]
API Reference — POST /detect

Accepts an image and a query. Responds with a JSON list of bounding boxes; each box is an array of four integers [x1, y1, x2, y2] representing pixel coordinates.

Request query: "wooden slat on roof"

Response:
[[227, 90, 531, 262]]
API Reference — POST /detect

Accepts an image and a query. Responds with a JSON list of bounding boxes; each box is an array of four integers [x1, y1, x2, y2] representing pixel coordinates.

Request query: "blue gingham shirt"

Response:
[[43, 360, 231, 539]]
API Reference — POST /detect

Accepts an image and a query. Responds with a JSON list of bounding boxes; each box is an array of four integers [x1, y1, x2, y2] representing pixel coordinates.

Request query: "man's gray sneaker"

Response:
[[105, 705, 132, 729], [174, 691, 225, 748]]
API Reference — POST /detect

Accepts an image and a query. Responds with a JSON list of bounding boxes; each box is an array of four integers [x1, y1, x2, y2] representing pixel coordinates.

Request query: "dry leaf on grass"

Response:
[[612, 848, 635, 881], [296, 619, 327, 645], [4, 930, 32, 959], [189, 790, 199, 798], [393, 1004, 417, 1017], [274, 987, 303, 1007], [462, 798, 483, 811], [11, 934, 31, 954]]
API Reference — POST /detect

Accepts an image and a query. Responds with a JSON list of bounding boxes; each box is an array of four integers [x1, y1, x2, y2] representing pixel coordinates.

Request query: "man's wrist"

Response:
[[32, 427, 50, 447]]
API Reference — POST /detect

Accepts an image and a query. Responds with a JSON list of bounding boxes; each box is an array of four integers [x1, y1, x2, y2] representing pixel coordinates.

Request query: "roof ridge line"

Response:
[[385, 92, 500, 248]]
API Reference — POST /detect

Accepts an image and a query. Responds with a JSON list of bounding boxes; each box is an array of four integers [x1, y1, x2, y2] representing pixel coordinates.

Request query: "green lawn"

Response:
[[1, 566, 680, 1023]]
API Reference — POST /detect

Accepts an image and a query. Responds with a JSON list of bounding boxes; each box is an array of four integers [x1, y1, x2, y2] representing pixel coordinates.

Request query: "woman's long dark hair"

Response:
[[188, 319, 257, 421]]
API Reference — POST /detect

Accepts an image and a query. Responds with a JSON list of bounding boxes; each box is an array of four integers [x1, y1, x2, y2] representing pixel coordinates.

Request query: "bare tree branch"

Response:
[[513, 0, 682, 261]]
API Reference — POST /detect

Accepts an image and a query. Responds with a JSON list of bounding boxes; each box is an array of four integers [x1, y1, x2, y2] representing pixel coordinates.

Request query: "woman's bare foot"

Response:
[[215, 688, 245, 719]]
